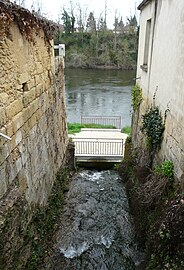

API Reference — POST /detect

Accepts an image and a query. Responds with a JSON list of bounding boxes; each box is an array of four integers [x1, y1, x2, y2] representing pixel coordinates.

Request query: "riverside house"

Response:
[[133, 0, 184, 184]]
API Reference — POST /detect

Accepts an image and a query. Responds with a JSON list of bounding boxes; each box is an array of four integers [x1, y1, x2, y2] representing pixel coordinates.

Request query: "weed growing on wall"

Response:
[[131, 84, 143, 111], [154, 160, 174, 179]]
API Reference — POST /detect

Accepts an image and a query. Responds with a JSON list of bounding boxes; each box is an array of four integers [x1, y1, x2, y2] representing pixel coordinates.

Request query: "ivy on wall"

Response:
[[131, 84, 143, 112], [141, 106, 165, 151]]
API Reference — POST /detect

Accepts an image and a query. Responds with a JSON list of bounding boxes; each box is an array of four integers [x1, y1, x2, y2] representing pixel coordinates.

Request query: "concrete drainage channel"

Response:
[[45, 169, 144, 270]]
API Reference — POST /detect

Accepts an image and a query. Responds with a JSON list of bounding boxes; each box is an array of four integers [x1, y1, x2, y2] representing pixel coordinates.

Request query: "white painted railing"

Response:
[[81, 116, 122, 129], [73, 138, 125, 158]]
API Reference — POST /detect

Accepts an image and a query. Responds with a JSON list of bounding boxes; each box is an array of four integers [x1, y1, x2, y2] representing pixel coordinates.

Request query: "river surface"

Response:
[[65, 69, 135, 127], [46, 170, 144, 270]]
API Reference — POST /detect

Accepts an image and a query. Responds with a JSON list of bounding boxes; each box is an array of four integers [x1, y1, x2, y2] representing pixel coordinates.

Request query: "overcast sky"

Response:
[[22, 0, 142, 28]]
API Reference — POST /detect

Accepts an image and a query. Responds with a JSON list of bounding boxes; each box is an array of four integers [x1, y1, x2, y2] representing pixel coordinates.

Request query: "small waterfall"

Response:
[[46, 170, 144, 269]]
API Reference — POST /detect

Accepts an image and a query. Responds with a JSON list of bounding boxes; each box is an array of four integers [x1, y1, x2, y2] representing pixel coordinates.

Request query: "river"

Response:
[[46, 170, 144, 270], [65, 68, 135, 127]]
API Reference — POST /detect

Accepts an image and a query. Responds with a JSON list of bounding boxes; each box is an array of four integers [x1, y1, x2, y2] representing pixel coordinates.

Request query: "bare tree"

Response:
[[76, 4, 84, 32], [104, 0, 107, 29], [69, 1, 76, 32], [14, 0, 26, 7], [114, 9, 118, 51], [76, 1, 89, 31]]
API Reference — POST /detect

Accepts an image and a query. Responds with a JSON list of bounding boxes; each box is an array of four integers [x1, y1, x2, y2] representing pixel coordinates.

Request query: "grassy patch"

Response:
[[121, 126, 131, 135], [67, 122, 116, 134]]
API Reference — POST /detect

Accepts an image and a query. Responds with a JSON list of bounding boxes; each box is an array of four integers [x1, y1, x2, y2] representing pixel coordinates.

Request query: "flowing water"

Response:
[[47, 170, 144, 270], [65, 69, 135, 127]]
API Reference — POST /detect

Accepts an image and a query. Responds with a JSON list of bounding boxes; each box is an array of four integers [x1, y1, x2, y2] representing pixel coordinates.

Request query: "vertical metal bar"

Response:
[[79, 141, 81, 154]]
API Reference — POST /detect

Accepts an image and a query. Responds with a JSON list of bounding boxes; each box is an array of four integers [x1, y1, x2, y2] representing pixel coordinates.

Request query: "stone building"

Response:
[[0, 1, 68, 267], [133, 0, 184, 184]]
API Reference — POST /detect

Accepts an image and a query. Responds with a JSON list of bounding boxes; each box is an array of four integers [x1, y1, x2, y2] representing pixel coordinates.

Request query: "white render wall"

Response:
[[136, 0, 184, 183]]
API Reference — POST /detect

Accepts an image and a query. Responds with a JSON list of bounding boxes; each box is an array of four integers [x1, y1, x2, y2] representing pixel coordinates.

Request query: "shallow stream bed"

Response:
[[46, 170, 144, 270]]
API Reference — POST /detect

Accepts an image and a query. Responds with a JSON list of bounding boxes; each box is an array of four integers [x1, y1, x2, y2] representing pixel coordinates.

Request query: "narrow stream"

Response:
[[47, 170, 144, 270]]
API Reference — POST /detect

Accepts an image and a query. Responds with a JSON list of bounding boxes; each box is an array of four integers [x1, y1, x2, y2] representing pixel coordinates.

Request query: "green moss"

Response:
[[26, 168, 70, 270]]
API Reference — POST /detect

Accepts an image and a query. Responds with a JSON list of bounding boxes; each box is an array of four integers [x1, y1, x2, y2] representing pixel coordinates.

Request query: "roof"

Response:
[[137, 0, 152, 10]]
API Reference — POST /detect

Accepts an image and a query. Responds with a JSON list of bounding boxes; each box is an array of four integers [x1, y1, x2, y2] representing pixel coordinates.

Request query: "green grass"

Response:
[[121, 126, 131, 135], [67, 122, 116, 134]]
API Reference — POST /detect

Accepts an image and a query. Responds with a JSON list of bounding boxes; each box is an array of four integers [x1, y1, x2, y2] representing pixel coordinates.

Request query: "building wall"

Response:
[[135, 0, 184, 183], [0, 21, 68, 204], [0, 3, 69, 267]]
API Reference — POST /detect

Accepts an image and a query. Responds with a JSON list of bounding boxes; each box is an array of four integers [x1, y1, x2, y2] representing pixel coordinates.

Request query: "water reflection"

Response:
[[65, 69, 135, 127]]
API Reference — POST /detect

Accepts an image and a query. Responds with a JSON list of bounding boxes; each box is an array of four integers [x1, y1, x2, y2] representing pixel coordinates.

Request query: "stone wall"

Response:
[[0, 22, 68, 204], [0, 3, 68, 268]]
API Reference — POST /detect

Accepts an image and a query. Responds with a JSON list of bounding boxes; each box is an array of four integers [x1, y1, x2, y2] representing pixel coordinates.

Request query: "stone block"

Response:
[[28, 113, 37, 130], [23, 88, 36, 107], [0, 107, 7, 127], [0, 93, 10, 106], [21, 122, 29, 137], [12, 112, 24, 133], [19, 72, 29, 84], [5, 122, 14, 138], [6, 99, 24, 120], [22, 107, 32, 123], [29, 99, 39, 115], [35, 108, 42, 122], [35, 83, 43, 97], [0, 127, 7, 147], [27, 78, 35, 90]]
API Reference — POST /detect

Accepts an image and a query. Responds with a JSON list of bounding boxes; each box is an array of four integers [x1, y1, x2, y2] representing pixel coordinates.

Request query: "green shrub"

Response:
[[142, 106, 165, 151], [154, 160, 174, 179]]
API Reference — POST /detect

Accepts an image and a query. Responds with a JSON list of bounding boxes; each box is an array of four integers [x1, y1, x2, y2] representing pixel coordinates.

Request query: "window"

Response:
[[141, 19, 151, 71]]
